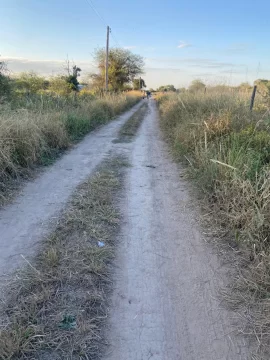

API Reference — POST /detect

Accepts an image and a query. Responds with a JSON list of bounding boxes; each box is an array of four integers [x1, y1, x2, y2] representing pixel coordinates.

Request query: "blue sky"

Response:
[[1, 0, 270, 88]]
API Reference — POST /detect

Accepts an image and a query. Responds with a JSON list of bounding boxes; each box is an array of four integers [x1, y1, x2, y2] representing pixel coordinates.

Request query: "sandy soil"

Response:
[[0, 102, 142, 275], [104, 100, 250, 360]]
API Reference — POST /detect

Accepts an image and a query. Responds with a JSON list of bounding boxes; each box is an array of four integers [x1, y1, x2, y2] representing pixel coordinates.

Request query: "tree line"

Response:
[[2, 50, 270, 99], [0, 48, 146, 100]]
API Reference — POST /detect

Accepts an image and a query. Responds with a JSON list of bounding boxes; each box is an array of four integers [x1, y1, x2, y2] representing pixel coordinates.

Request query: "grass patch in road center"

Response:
[[113, 102, 148, 143], [0, 156, 128, 360]]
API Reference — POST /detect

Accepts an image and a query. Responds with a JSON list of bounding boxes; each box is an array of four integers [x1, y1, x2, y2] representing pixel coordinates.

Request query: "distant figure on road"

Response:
[[146, 90, 151, 99]]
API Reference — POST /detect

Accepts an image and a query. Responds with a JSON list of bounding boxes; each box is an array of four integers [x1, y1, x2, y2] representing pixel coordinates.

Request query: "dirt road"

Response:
[[105, 100, 250, 360], [0, 99, 251, 359], [0, 102, 142, 275]]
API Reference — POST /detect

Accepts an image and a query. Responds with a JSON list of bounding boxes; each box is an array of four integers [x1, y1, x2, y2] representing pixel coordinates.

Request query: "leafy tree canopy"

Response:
[[90, 48, 144, 91], [156, 84, 176, 92], [133, 78, 146, 90]]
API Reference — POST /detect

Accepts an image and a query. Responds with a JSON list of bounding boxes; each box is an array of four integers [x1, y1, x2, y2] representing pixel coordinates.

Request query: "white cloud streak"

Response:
[[1, 57, 95, 76], [177, 41, 192, 49]]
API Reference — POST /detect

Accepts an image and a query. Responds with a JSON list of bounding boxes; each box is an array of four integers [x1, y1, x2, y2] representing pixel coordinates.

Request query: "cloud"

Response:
[[123, 46, 137, 50], [1, 57, 95, 76], [219, 69, 242, 74], [177, 41, 192, 49], [145, 57, 245, 70], [192, 72, 215, 77], [224, 43, 252, 55]]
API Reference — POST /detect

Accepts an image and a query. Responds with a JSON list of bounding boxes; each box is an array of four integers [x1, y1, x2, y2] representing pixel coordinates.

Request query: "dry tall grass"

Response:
[[158, 89, 270, 356], [0, 92, 140, 199]]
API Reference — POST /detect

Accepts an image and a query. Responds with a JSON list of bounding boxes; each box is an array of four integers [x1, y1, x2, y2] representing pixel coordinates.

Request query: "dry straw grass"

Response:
[[158, 89, 270, 357], [0, 92, 139, 203], [0, 156, 128, 360]]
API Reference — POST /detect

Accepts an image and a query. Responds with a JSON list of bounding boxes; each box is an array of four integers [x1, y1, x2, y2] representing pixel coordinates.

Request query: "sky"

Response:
[[1, 0, 270, 88]]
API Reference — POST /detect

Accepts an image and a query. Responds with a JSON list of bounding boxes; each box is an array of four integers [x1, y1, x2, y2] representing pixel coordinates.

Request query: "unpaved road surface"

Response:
[[105, 100, 250, 360], [0, 99, 251, 359], [0, 102, 142, 275]]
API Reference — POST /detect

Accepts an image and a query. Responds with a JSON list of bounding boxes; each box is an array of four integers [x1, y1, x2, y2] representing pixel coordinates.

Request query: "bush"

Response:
[[0, 74, 11, 99], [48, 76, 73, 96], [14, 72, 48, 94]]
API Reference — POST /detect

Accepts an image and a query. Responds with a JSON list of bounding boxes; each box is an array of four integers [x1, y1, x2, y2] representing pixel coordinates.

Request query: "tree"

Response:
[[90, 48, 144, 91], [63, 58, 82, 91], [133, 78, 146, 90], [0, 60, 11, 98], [254, 79, 270, 97], [156, 84, 176, 92], [66, 65, 81, 90], [188, 79, 206, 93], [15, 72, 48, 94], [122, 84, 133, 91], [49, 76, 74, 96]]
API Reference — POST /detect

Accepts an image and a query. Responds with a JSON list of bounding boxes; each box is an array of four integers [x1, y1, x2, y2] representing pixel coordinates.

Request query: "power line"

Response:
[[85, 0, 106, 26], [110, 31, 121, 47], [84, 0, 121, 47]]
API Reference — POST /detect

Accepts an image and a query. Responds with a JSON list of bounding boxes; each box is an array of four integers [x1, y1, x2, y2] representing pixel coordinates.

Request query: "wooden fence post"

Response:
[[250, 85, 257, 111]]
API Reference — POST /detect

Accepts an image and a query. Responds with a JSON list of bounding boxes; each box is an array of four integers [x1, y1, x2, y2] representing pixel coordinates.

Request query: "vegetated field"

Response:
[[0, 90, 140, 201], [158, 88, 270, 355]]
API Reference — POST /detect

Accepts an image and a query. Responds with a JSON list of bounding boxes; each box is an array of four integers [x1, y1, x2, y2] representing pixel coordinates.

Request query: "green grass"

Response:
[[158, 90, 270, 356], [0, 156, 128, 360]]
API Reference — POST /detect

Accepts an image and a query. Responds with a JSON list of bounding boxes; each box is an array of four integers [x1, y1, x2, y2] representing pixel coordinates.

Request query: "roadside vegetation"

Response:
[[0, 49, 144, 202], [157, 84, 270, 356], [0, 156, 128, 360]]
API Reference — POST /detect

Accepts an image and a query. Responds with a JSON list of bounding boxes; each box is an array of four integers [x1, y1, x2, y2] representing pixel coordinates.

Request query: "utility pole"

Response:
[[105, 26, 110, 91], [139, 76, 141, 90], [250, 85, 257, 111]]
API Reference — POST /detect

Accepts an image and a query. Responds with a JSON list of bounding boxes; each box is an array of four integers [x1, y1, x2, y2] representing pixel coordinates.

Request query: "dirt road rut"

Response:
[[105, 100, 249, 360]]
